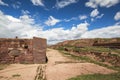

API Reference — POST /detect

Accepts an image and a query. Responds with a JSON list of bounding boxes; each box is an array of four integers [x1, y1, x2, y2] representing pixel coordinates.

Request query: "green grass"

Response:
[[112, 49, 120, 54], [57, 46, 112, 53], [12, 74, 21, 77], [72, 46, 111, 53], [68, 72, 120, 80]]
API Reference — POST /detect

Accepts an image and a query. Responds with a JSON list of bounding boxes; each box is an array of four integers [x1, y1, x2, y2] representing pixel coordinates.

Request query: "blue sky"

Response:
[[0, 0, 120, 44]]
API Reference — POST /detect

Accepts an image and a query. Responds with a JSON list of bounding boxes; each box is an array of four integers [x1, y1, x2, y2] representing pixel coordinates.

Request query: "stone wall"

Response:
[[33, 37, 47, 64], [0, 37, 47, 64]]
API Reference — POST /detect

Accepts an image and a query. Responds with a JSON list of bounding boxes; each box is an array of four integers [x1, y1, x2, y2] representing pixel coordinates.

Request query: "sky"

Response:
[[0, 0, 120, 44]]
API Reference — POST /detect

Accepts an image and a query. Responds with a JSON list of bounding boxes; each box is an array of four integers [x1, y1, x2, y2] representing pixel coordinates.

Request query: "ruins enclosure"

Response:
[[0, 37, 47, 64]]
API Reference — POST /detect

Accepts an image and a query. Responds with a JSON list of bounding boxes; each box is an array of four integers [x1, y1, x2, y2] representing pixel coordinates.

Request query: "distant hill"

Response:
[[50, 38, 120, 49]]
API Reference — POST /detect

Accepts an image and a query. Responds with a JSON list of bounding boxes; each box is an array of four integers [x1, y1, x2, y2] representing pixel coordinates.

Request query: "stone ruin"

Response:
[[0, 37, 47, 64]]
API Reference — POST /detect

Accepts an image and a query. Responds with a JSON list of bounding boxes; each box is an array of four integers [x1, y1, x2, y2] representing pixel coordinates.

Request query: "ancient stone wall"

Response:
[[0, 37, 46, 64]]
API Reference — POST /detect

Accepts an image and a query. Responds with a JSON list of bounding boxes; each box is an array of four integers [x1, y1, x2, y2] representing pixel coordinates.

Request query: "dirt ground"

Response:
[[0, 64, 39, 80], [45, 49, 116, 80], [0, 49, 116, 80]]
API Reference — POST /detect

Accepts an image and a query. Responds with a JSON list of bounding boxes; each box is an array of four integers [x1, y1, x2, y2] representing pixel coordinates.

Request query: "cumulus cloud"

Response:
[[31, 0, 44, 6], [0, 0, 8, 6], [114, 11, 120, 21], [45, 16, 61, 26], [85, 0, 120, 8], [1, 10, 120, 45], [0, 10, 40, 38], [81, 25, 120, 38], [19, 15, 35, 24], [90, 14, 104, 22], [42, 22, 89, 44], [6, 15, 21, 22], [0, 10, 89, 44], [90, 9, 99, 17], [55, 0, 78, 9], [79, 15, 87, 20]]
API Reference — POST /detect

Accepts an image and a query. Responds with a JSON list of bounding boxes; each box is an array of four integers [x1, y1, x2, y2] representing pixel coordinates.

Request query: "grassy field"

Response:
[[68, 72, 120, 80], [57, 46, 120, 54]]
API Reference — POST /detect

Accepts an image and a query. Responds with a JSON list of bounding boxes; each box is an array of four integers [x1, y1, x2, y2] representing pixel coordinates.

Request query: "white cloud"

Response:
[[21, 10, 30, 15], [64, 15, 88, 22], [115, 21, 120, 25], [55, 0, 78, 9], [0, 0, 8, 6], [96, 14, 104, 19], [42, 22, 89, 44], [114, 11, 120, 21], [31, 0, 44, 6], [90, 13, 104, 22], [79, 15, 87, 20], [1, 10, 120, 45], [0, 10, 89, 44], [64, 17, 77, 22], [45, 16, 61, 26], [85, 0, 120, 8], [12, 1, 21, 9], [90, 9, 99, 17], [12, 4, 20, 9], [19, 15, 35, 24], [0, 10, 41, 38], [6, 15, 21, 22], [81, 25, 120, 38]]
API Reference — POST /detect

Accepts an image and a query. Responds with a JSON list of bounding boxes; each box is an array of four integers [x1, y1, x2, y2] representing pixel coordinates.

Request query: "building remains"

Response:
[[0, 37, 47, 64]]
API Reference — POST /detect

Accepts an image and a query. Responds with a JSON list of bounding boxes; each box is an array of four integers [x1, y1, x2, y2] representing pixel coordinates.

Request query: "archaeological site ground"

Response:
[[0, 38, 120, 80]]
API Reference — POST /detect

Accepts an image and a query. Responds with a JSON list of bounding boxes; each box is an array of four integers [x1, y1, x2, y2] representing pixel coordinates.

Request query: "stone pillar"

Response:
[[32, 37, 47, 64]]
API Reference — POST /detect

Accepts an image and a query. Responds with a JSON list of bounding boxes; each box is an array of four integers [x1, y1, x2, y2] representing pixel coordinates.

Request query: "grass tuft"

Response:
[[12, 74, 21, 77]]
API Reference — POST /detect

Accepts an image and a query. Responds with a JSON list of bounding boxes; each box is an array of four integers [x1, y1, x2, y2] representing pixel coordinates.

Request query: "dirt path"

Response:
[[46, 49, 116, 80], [0, 64, 39, 80]]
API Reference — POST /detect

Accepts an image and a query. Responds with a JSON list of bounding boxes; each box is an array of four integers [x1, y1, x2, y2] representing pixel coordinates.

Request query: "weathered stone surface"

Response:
[[33, 37, 47, 64], [0, 37, 46, 64]]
